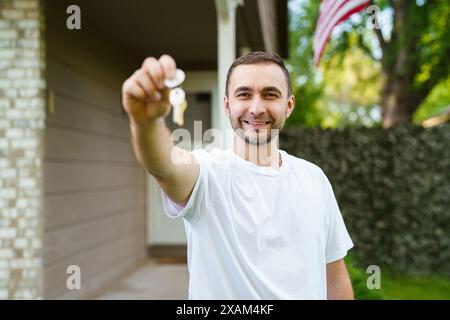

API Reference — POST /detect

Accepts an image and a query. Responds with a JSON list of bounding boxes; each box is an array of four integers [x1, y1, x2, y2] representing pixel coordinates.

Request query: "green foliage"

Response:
[[413, 0, 450, 91], [324, 48, 381, 107], [413, 77, 450, 123], [280, 124, 450, 276], [322, 47, 382, 128], [286, 0, 324, 128]]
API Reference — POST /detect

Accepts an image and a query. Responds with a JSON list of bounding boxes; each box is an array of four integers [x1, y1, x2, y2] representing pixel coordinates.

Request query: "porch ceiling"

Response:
[[45, 0, 288, 70]]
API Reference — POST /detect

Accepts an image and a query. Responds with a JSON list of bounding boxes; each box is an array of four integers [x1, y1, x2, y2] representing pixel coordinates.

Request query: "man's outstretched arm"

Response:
[[326, 258, 354, 300], [122, 54, 199, 206]]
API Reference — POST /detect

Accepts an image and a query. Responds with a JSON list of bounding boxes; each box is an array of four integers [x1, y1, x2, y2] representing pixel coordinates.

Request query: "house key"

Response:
[[169, 88, 187, 126], [164, 69, 187, 126]]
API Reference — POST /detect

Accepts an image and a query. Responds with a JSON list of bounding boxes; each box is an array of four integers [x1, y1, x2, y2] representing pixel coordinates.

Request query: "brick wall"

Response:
[[0, 0, 45, 299]]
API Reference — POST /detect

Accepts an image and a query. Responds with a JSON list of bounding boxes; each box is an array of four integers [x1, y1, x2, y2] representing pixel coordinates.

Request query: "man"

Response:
[[122, 51, 354, 299]]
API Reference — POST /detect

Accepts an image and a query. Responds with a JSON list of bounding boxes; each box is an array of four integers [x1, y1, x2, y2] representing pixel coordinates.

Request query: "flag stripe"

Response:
[[317, 0, 335, 27], [315, 0, 369, 51], [315, 3, 369, 65], [313, 0, 370, 66], [316, 0, 370, 47], [316, 0, 348, 38], [315, 0, 369, 59], [314, 0, 369, 64]]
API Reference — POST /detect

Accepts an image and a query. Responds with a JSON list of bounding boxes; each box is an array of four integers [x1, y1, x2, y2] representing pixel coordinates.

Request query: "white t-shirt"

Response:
[[161, 147, 353, 300]]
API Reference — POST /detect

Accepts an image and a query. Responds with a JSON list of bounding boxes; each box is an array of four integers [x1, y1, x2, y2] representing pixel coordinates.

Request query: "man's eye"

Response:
[[265, 93, 278, 98], [237, 93, 250, 97]]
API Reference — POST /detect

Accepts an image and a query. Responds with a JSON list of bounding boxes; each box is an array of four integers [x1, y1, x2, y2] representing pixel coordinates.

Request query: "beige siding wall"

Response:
[[42, 4, 147, 299]]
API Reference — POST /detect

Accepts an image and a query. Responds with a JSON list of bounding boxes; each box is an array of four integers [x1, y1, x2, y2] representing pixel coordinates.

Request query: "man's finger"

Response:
[[135, 69, 156, 98], [142, 57, 165, 91], [159, 54, 177, 80], [123, 78, 146, 100]]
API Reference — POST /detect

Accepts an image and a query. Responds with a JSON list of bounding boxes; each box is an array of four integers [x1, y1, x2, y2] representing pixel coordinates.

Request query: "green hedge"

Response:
[[280, 124, 450, 277]]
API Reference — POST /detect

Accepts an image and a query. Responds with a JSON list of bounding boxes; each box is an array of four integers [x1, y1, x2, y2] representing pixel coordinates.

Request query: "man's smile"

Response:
[[241, 120, 272, 130]]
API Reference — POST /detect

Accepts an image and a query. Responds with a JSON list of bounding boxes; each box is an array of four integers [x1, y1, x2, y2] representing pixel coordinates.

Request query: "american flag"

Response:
[[313, 0, 371, 66]]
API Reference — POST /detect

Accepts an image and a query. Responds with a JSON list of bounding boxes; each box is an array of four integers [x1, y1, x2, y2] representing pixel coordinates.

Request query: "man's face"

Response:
[[224, 63, 295, 146]]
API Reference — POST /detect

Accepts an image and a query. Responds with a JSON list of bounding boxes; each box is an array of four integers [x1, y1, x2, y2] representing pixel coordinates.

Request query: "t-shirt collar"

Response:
[[226, 148, 288, 177]]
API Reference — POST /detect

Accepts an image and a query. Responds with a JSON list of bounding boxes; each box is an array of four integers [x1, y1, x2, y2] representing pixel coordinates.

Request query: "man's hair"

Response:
[[225, 51, 292, 97]]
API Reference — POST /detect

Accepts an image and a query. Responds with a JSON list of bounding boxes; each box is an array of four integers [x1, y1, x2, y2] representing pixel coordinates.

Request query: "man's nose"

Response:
[[249, 96, 266, 117]]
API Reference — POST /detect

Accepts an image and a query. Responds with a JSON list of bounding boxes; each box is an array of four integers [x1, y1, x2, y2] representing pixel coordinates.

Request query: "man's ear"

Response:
[[223, 95, 230, 118], [286, 94, 295, 118]]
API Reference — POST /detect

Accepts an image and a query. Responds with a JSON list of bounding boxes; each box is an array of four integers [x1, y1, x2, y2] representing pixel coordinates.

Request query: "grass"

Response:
[[345, 255, 450, 300], [379, 271, 450, 300]]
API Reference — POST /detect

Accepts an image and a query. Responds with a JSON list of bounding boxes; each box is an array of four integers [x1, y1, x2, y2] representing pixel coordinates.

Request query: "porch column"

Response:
[[215, 0, 243, 144]]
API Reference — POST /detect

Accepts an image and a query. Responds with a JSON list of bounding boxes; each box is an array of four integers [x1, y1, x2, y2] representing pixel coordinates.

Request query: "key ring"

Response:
[[164, 69, 185, 89]]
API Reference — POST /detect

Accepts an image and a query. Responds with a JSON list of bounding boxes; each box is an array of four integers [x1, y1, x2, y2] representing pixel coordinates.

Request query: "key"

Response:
[[165, 69, 187, 126], [170, 88, 187, 126], [174, 100, 188, 126]]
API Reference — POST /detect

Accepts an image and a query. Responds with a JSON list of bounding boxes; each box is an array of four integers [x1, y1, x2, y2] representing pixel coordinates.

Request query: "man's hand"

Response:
[[326, 258, 354, 300], [122, 55, 177, 124]]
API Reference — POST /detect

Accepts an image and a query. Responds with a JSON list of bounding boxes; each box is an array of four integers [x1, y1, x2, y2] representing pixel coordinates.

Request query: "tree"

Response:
[[287, 0, 450, 128], [287, 0, 382, 128], [330, 0, 450, 127]]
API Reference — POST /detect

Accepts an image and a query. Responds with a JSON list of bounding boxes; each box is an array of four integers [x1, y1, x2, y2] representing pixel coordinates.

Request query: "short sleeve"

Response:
[[161, 149, 209, 219], [322, 172, 354, 263]]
